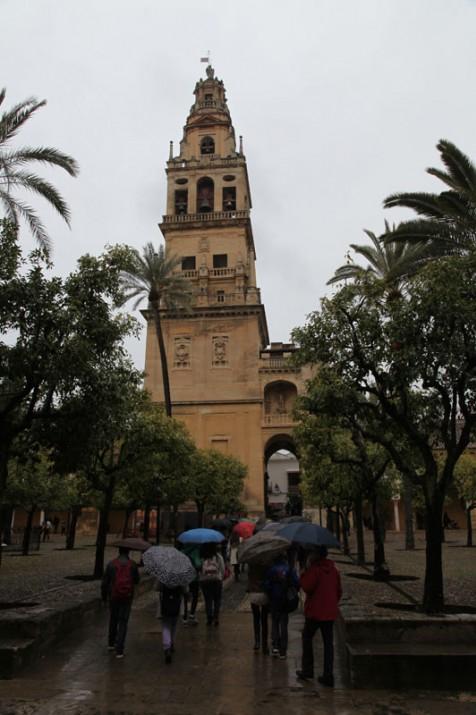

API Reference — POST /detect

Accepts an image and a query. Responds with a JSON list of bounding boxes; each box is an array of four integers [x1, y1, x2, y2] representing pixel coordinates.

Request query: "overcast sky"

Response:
[[3, 0, 476, 369]]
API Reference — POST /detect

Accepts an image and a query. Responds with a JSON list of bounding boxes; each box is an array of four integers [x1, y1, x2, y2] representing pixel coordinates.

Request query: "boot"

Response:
[[253, 637, 260, 651]]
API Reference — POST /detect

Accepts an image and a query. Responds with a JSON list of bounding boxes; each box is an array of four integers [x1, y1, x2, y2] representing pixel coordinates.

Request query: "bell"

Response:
[[199, 198, 211, 212]]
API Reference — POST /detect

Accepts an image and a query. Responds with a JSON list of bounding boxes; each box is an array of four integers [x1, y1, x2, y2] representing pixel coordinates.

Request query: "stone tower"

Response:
[[144, 66, 309, 512]]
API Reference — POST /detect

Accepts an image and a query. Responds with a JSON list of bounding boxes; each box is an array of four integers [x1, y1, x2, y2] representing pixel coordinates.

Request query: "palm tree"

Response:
[[383, 139, 476, 255], [327, 222, 431, 293], [0, 88, 79, 252], [120, 242, 192, 417]]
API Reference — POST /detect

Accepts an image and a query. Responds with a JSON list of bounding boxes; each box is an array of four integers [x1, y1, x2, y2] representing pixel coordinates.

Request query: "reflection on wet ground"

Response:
[[1, 580, 475, 715]]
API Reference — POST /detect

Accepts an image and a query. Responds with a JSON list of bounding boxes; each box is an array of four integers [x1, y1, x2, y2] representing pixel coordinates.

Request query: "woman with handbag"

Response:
[[265, 552, 299, 659], [247, 563, 270, 654]]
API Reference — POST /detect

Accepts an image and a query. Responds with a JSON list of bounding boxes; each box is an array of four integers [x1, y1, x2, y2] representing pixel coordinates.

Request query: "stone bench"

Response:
[[340, 614, 476, 690]]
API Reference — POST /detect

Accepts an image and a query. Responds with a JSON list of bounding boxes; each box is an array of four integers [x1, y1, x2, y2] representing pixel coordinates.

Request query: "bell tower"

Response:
[[144, 65, 270, 511]]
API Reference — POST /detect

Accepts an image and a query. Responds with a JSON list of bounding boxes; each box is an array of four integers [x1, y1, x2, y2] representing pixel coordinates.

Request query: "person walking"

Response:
[[265, 552, 299, 659], [101, 546, 140, 658], [181, 544, 201, 625], [157, 582, 185, 664], [296, 545, 342, 686], [229, 532, 241, 582], [247, 563, 269, 654], [199, 543, 225, 626]]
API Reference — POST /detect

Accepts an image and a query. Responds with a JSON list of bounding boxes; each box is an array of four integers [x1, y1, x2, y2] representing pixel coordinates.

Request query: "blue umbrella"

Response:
[[177, 528, 225, 544], [273, 522, 340, 549]]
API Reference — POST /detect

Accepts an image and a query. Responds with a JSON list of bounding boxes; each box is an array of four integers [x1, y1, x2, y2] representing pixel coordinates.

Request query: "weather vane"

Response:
[[200, 51, 211, 65]]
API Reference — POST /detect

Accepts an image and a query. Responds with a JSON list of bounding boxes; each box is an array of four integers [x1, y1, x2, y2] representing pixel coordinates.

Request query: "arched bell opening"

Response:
[[200, 135, 215, 155], [197, 177, 214, 213], [263, 433, 301, 519]]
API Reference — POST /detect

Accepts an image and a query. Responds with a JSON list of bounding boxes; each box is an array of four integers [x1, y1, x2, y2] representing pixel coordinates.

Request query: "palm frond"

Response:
[[327, 264, 369, 285], [384, 192, 450, 220], [0, 147, 79, 176], [0, 97, 46, 144], [0, 191, 50, 252], [1, 171, 72, 223], [434, 139, 476, 194]]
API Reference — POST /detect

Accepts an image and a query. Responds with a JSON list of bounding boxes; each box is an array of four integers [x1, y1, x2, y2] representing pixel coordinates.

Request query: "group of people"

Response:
[[101, 540, 342, 686]]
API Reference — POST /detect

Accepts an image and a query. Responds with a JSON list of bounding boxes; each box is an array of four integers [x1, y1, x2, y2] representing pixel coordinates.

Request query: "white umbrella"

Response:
[[142, 546, 196, 588]]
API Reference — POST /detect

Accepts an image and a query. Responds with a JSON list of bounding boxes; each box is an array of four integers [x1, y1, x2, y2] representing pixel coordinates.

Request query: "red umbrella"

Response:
[[233, 521, 255, 539]]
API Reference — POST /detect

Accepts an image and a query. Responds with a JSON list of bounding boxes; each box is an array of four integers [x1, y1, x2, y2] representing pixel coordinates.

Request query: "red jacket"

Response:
[[300, 558, 342, 621]]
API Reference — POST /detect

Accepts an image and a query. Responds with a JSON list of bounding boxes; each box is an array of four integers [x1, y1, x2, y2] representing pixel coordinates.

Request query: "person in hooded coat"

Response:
[[296, 545, 342, 686]]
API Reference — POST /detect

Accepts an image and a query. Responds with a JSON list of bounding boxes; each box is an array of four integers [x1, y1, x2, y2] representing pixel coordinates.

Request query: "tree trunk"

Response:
[[155, 503, 161, 545], [402, 476, 415, 550], [466, 505, 473, 547], [152, 302, 172, 417], [122, 507, 134, 538], [423, 497, 444, 612], [335, 509, 341, 543], [143, 505, 151, 541], [354, 495, 366, 565], [0, 448, 9, 566], [93, 478, 115, 578], [341, 510, 350, 555], [326, 507, 332, 531], [371, 494, 389, 580], [22, 507, 36, 556], [66, 506, 81, 550], [196, 502, 205, 528], [171, 505, 178, 543]]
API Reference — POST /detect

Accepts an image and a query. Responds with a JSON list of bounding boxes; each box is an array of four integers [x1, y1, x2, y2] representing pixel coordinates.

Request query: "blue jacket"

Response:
[[264, 561, 299, 606]]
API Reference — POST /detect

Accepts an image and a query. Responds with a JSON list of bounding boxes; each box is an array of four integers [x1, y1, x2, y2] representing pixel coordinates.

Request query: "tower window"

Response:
[[204, 94, 213, 106], [213, 254, 228, 268], [222, 187, 236, 211], [200, 136, 215, 155], [197, 177, 214, 213], [181, 256, 196, 270], [174, 189, 188, 215], [216, 290, 225, 303]]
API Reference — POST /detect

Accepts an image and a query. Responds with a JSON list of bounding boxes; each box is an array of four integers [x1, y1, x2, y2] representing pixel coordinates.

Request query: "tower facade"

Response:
[[144, 66, 309, 512]]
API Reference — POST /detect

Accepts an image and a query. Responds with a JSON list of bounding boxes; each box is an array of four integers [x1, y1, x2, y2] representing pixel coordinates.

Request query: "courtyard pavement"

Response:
[[1, 575, 476, 714], [1, 530, 475, 713]]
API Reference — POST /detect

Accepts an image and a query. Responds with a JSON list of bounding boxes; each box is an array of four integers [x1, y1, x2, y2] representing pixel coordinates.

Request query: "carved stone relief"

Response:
[[174, 336, 191, 368], [212, 335, 228, 366]]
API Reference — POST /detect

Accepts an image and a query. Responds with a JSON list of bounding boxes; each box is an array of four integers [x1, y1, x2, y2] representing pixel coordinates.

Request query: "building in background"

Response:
[[143, 65, 311, 512]]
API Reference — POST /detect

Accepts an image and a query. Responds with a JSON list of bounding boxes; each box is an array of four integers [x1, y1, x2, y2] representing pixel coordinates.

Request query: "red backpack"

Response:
[[111, 559, 134, 600]]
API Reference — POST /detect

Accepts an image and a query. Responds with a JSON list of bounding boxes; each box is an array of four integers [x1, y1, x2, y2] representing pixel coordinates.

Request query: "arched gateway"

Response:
[[143, 66, 311, 512]]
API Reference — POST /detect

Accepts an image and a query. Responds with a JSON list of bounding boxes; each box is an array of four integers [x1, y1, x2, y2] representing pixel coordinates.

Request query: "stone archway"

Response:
[[263, 433, 301, 517]]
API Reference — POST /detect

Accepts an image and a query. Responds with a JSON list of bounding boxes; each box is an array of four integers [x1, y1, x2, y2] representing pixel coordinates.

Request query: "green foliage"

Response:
[[114, 402, 196, 510], [384, 139, 476, 256], [0, 239, 138, 500], [454, 453, 476, 507], [328, 222, 431, 290], [5, 447, 64, 511], [189, 448, 246, 517], [0, 88, 79, 252], [293, 252, 476, 609], [120, 241, 193, 417]]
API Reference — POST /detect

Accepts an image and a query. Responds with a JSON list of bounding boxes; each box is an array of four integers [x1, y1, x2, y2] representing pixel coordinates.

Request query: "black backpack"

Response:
[[161, 586, 182, 617]]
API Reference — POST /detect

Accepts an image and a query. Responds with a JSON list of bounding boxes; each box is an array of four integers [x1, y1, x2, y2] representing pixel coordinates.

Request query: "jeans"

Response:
[[200, 580, 223, 622], [270, 607, 288, 655], [162, 616, 178, 650], [183, 580, 199, 619], [108, 598, 132, 655], [251, 603, 269, 646], [301, 618, 334, 678]]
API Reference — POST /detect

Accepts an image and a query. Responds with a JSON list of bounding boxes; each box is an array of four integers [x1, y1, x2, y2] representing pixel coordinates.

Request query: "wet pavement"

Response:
[[1, 580, 476, 715]]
